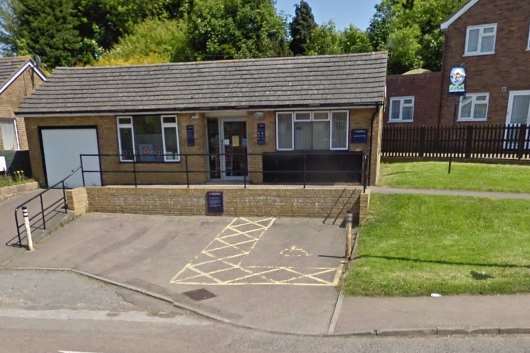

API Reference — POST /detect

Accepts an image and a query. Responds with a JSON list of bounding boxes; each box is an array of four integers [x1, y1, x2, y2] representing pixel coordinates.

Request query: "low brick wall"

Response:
[[67, 186, 366, 222], [0, 181, 38, 202]]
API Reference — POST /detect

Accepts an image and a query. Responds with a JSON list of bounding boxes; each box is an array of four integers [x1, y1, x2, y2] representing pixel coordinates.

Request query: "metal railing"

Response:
[[11, 168, 79, 248], [79, 152, 368, 191]]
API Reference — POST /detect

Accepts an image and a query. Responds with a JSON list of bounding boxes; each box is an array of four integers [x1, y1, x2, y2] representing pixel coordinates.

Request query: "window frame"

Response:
[[117, 116, 135, 162], [275, 110, 350, 152], [388, 96, 415, 123], [527, 23, 530, 51], [505, 90, 530, 125], [457, 93, 490, 122], [464, 23, 497, 56], [160, 115, 180, 162]]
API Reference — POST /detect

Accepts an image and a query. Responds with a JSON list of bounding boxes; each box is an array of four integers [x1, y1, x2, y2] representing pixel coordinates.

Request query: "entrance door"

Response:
[[41, 128, 101, 188], [505, 91, 530, 149], [222, 121, 247, 178]]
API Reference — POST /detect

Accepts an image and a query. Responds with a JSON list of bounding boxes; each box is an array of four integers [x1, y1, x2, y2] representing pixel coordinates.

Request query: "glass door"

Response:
[[207, 119, 221, 179], [222, 121, 247, 178]]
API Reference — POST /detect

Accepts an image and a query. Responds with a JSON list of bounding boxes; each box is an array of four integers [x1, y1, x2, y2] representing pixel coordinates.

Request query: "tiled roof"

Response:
[[19, 52, 388, 116], [0, 56, 32, 91]]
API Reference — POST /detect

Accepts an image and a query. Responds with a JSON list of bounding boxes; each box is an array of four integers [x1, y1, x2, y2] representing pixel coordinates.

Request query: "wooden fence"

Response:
[[382, 124, 530, 160]]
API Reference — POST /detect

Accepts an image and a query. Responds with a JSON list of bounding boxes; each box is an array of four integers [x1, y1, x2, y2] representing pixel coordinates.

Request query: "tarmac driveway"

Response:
[[4, 212, 346, 334]]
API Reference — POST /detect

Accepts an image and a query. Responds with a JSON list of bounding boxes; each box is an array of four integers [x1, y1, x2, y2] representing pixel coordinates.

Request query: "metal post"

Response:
[[62, 180, 67, 211], [79, 155, 86, 187], [39, 194, 46, 230], [448, 157, 453, 174], [133, 155, 137, 187], [303, 154, 307, 189], [14, 210, 21, 246], [345, 212, 353, 261], [185, 155, 190, 188], [22, 207, 34, 251]]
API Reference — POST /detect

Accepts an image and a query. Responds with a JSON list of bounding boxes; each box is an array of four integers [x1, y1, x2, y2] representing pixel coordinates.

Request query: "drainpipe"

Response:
[[367, 102, 383, 186]]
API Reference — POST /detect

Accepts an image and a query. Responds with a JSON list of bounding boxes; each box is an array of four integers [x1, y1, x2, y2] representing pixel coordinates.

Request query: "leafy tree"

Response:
[[341, 25, 373, 53], [289, 0, 316, 55], [305, 22, 342, 55], [367, 0, 395, 51], [97, 19, 188, 66], [180, 0, 288, 61], [0, 0, 94, 68]]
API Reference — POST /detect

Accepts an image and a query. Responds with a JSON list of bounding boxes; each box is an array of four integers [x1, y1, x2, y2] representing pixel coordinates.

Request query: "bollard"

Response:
[[22, 207, 34, 251], [345, 211, 353, 261]]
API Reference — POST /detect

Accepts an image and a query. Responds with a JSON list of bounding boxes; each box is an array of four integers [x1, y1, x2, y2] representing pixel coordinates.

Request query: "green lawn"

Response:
[[345, 194, 530, 296], [379, 162, 530, 193]]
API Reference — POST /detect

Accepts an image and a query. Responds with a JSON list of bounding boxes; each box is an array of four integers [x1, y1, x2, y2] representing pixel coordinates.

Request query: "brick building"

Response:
[[385, 0, 530, 127], [17, 53, 387, 188], [0, 56, 46, 150]]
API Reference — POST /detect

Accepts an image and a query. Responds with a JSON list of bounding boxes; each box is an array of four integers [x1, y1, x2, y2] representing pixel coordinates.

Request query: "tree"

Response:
[[305, 22, 342, 55], [289, 0, 316, 55], [341, 25, 373, 53], [97, 19, 188, 66], [181, 0, 288, 61], [0, 0, 93, 68]]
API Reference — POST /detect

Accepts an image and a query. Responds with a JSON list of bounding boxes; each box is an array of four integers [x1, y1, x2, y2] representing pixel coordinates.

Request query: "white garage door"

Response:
[[41, 128, 101, 188]]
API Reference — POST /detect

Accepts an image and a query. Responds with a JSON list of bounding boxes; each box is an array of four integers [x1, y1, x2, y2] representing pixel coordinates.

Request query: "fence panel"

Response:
[[382, 124, 530, 160]]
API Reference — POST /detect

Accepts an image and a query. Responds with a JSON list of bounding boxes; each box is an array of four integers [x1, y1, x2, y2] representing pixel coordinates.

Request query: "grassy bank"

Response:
[[345, 194, 530, 296]]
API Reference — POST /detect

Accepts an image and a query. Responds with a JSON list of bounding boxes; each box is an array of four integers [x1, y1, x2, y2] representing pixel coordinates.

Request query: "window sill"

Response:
[[456, 118, 488, 122], [119, 160, 182, 164], [388, 120, 414, 124], [463, 52, 495, 57]]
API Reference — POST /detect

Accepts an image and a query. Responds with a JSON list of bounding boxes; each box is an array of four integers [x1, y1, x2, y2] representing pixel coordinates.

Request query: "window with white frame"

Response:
[[276, 111, 349, 151], [117, 115, 180, 162], [389, 97, 414, 122], [458, 93, 490, 121], [465, 24, 497, 56]]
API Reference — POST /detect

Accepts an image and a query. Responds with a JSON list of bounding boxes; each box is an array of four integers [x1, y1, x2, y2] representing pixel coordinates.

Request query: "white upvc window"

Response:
[[117, 116, 135, 162], [389, 96, 414, 123], [275, 111, 349, 151], [465, 24, 497, 56], [161, 115, 180, 162], [116, 115, 180, 162], [458, 93, 490, 121]]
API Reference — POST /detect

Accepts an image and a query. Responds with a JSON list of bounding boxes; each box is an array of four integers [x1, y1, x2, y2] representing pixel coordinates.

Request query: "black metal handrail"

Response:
[[79, 152, 368, 191], [12, 167, 80, 248]]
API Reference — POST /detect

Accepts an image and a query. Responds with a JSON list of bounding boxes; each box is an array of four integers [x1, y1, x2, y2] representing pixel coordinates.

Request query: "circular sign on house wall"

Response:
[[449, 66, 466, 95]]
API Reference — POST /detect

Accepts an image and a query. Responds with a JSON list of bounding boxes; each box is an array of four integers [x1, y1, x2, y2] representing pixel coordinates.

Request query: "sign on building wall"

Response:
[[206, 192, 224, 214], [351, 129, 368, 144], [257, 123, 266, 145], [449, 66, 466, 95]]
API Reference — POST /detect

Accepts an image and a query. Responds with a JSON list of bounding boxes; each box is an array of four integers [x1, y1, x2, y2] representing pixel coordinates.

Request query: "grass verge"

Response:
[[379, 162, 530, 193], [345, 194, 530, 296]]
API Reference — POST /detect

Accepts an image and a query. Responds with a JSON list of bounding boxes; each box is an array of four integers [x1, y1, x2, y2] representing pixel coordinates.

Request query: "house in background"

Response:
[[17, 52, 387, 188], [0, 56, 46, 151], [385, 0, 530, 127]]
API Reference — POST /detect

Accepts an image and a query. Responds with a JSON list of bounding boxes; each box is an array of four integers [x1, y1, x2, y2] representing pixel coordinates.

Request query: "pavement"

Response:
[[370, 186, 530, 200]]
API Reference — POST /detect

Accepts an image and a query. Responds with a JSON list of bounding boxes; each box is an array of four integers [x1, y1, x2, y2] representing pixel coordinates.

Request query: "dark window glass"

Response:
[[164, 127, 179, 160], [119, 128, 134, 161], [134, 116, 163, 162]]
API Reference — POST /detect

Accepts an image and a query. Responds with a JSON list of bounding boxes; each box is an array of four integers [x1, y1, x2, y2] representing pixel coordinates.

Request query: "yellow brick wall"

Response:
[[0, 68, 44, 150], [77, 186, 362, 220]]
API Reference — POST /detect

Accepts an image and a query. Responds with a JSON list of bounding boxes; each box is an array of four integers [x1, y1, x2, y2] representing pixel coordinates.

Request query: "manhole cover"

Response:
[[182, 288, 216, 301]]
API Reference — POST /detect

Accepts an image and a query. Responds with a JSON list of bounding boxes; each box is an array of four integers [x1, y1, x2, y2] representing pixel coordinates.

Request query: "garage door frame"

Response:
[[39, 125, 102, 188]]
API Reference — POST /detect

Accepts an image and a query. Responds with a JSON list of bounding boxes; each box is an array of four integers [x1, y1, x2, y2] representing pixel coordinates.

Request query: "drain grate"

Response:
[[182, 288, 216, 301]]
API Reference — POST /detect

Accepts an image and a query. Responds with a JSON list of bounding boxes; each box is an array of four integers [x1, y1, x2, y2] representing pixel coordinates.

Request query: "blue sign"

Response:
[[186, 125, 195, 146], [449, 66, 466, 95], [351, 129, 368, 144], [257, 123, 266, 145], [207, 192, 224, 214]]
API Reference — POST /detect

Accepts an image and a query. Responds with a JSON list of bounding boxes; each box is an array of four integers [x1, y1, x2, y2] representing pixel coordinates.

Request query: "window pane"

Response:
[[0, 120, 17, 150], [460, 98, 473, 118], [510, 95, 530, 124], [118, 117, 131, 125], [467, 29, 479, 52], [163, 116, 176, 124], [313, 121, 330, 150], [473, 103, 488, 119], [391, 100, 401, 120], [277, 114, 293, 149], [164, 127, 179, 160], [480, 34, 495, 53], [119, 127, 134, 161], [483, 26, 495, 34], [402, 106, 414, 121], [295, 112, 311, 121], [294, 122, 312, 150], [332, 113, 348, 149], [134, 116, 163, 162], [313, 112, 329, 120]]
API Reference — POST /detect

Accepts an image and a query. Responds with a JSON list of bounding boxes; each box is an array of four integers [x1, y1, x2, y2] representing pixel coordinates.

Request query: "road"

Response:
[[2, 315, 530, 353]]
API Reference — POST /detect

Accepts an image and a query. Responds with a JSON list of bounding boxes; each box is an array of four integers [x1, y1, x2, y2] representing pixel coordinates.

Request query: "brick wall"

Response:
[[26, 107, 382, 187], [385, 72, 442, 126], [0, 68, 44, 149], [439, 0, 530, 125], [66, 186, 363, 221]]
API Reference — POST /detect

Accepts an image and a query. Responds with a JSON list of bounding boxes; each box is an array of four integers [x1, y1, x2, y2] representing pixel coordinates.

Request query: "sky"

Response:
[[275, 0, 380, 31]]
